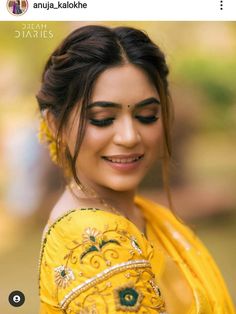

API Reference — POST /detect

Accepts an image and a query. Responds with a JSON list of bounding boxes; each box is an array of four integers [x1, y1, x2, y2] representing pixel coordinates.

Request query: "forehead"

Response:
[[91, 64, 158, 105]]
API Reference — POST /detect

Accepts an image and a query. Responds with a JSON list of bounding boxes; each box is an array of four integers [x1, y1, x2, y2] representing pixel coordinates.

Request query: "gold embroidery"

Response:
[[82, 227, 102, 245], [63, 264, 167, 313], [54, 265, 75, 289], [71, 285, 109, 314], [114, 282, 143, 312], [130, 236, 143, 255], [60, 259, 151, 309], [149, 278, 161, 297], [39, 210, 166, 313], [69, 303, 98, 314], [63, 223, 144, 271]]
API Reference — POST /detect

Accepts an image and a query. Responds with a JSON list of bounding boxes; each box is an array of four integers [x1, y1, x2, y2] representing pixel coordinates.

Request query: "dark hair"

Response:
[[36, 25, 174, 207]]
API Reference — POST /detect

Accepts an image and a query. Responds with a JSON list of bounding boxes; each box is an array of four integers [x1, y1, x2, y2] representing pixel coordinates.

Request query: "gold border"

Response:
[[60, 259, 151, 310]]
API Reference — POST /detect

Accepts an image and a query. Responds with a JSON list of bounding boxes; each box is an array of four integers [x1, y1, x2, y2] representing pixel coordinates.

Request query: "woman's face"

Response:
[[66, 64, 163, 193]]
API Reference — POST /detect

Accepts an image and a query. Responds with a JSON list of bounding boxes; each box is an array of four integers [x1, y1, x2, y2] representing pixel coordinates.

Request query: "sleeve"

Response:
[[39, 209, 166, 314]]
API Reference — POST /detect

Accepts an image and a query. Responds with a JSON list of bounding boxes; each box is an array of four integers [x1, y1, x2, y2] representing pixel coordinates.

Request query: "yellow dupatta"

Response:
[[135, 195, 235, 314]]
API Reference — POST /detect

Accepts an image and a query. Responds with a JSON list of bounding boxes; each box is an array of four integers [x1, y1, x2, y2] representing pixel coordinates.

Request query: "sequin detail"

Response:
[[149, 278, 162, 297], [54, 265, 75, 288], [60, 259, 151, 309], [130, 236, 143, 255]]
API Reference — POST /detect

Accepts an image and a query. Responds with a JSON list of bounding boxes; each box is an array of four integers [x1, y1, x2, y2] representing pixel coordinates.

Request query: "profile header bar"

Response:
[[1, 0, 236, 21]]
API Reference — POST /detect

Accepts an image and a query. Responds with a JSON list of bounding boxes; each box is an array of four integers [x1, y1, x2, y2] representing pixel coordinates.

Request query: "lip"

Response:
[[101, 154, 144, 171]]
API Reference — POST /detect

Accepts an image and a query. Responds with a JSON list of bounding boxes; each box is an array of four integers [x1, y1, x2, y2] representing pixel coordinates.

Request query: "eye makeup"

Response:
[[87, 97, 161, 127], [87, 107, 116, 127], [135, 115, 158, 124], [89, 117, 115, 127]]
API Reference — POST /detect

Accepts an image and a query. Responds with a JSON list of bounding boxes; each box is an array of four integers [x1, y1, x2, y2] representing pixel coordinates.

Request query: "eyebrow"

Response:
[[87, 97, 160, 109]]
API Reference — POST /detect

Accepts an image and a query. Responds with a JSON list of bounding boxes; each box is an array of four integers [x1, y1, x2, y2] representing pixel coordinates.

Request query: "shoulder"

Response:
[[47, 188, 82, 225], [47, 188, 112, 227], [39, 208, 160, 311], [40, 209, 151, 268]]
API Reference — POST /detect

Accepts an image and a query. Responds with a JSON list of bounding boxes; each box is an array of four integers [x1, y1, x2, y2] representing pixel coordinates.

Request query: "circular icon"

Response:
[[8, 291, 25, 307], [6, 0, 28, 16]]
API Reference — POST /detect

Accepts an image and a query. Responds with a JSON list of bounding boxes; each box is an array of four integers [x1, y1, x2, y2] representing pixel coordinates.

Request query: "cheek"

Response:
[[144, 123, 163, 147], [79, 127, 111, 155], [143, 124, 164, 162]]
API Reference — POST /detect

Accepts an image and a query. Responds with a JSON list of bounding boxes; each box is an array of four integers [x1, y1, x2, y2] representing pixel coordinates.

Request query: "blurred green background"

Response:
[[0, 22, 235, 313]]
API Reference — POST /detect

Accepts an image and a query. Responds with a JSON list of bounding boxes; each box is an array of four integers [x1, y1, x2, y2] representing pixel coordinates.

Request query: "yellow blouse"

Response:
[[38, 196, 235, 314]]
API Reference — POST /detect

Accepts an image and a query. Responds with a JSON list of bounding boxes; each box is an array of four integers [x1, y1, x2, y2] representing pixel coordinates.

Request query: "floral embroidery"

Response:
[[39, 209, 167, 313], [60, 260, 151, 309], [114, 283, 143, 311], [80, 227, 120, 261], [130, 236, 143, 255], [82, 227, 102, 245], [54, 265, 75, 288], [61, 223, 146, 268]]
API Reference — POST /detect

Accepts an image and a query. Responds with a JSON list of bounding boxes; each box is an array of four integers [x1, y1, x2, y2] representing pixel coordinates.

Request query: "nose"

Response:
[[113, 116, 141, 148]]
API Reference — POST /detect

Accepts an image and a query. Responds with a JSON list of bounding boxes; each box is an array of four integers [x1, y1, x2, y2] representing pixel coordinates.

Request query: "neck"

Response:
[[69, 178, 137, 218], [68, 178, 146, 234], [99, 189, 136, 217]]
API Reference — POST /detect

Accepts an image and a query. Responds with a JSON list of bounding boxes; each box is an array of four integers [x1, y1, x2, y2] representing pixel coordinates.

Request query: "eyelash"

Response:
[[135, 115, 158, 124], [89, 116, 158, 127], [89, 118, 115, 127]]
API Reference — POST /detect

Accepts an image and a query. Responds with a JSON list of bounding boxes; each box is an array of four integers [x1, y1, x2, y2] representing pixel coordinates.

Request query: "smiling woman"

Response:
[[64, 64, 163, 195], [36, 25, 235, 314]]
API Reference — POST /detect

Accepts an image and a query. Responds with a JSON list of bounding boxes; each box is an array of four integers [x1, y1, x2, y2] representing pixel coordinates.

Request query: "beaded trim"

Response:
[[60, 259, 151, 310]]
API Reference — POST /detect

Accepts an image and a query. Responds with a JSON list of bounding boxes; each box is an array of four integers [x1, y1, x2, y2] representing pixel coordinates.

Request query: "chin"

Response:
[[103, 178, 141, 192]]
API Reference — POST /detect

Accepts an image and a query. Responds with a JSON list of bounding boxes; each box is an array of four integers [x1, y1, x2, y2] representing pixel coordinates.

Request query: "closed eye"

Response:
[[89, 118, 115, 127], [89, 116, 159, 127], [135, 115, 158, 124]]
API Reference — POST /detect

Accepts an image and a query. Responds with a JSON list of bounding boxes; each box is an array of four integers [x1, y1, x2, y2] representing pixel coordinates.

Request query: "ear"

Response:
[[43, 109, 58, 139]]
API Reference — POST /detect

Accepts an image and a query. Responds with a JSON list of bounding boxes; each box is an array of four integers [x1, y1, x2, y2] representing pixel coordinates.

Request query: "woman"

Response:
[[37, 25, 235, 313], [12, 0, 17, 14], [14, 0, 22, 14]]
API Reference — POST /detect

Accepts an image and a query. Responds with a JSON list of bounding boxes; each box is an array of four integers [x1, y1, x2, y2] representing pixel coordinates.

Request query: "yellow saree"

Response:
[[38, 196, 235, 313], [136, 196, 235, 314]]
